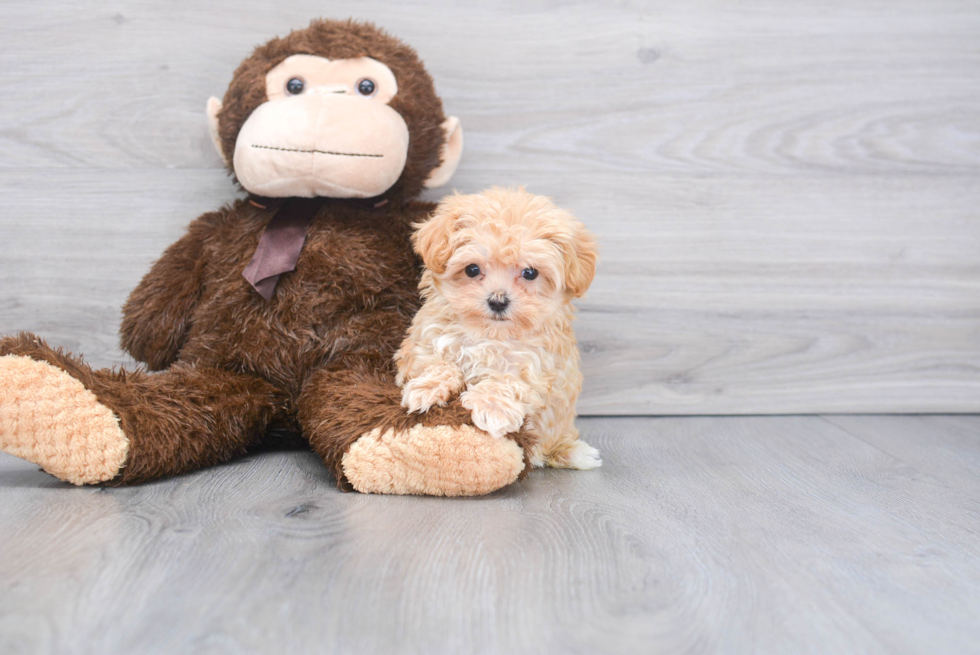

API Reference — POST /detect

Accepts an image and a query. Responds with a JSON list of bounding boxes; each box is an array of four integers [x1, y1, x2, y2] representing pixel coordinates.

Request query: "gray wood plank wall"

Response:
[[1, 1, 978, 414]]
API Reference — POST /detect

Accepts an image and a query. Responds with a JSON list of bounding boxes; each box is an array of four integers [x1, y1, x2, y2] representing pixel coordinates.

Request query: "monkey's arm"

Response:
[[120, 214, 215, 370]]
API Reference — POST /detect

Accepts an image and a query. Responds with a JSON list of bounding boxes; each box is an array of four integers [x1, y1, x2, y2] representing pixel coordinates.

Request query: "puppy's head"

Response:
[[414, 187, 598, 337]]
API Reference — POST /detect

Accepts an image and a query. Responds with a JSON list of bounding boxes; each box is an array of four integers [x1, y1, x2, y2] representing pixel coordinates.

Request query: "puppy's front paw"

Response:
[[460, 389, 525, 438], [401, 374, 456, 413]]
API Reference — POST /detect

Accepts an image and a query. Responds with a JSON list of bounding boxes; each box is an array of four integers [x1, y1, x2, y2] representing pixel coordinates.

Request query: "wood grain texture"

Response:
[[1, 1, 979, 413], [1, 415, 979, 654]]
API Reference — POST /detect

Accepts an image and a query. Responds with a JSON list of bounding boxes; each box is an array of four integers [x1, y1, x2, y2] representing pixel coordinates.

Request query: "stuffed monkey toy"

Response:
[[0, 19, 532, 495]]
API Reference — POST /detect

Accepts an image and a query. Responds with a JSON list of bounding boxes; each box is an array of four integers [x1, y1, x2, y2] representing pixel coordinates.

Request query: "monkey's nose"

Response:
[[487, 294, 510, 314]]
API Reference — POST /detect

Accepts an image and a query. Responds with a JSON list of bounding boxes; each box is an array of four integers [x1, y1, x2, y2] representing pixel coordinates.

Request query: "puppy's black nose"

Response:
[[487, 295, 510, 314]]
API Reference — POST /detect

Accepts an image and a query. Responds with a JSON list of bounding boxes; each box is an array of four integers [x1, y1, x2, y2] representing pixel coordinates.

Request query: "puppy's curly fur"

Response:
[[395, 187, 601, 469]]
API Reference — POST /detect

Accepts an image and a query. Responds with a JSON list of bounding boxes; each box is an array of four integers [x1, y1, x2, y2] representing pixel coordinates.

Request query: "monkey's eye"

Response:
[[357, 78, 377, 96], [465, 264, 481, 278], [522, 267, 539, 281], [285, 78, 305, 95]]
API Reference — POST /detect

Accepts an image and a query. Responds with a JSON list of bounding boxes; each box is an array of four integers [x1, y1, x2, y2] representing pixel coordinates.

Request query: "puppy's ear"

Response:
[[413, 197, 463, 274], [560, 215, 598, 298]]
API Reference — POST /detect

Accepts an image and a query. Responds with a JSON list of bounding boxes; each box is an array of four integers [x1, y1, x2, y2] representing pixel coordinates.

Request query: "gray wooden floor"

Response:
[[1, 415, 978, 655]]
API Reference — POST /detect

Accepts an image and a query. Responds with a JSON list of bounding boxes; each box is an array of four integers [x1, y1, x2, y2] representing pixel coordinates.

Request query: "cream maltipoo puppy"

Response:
[[395, 187, 601, 470]]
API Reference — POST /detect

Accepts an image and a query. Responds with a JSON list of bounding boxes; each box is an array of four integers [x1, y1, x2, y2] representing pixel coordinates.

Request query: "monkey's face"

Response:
[[206, 21, 463, 201], [236, 55, 409, 198]]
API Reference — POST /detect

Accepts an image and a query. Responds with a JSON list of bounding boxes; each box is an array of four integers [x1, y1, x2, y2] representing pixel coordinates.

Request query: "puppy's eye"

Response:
[[285, 78, 305, 95], [521, 267, 539, 281], [357, 78, 377, 96], [465, 264, 481, 278]]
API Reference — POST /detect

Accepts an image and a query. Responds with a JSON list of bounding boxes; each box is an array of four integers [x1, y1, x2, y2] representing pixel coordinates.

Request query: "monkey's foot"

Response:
[[342, 423, 524, 496], [0, 355, 128, 485]]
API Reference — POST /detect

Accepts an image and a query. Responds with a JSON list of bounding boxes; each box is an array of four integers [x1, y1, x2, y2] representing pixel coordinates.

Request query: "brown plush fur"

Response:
[[0, 20, 531, 490]]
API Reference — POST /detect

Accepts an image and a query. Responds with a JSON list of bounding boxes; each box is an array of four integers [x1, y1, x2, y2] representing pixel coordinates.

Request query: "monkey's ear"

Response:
[[423, 117, 463, 189], [413, 197, 463, 273], [206, 97, 228, 165]]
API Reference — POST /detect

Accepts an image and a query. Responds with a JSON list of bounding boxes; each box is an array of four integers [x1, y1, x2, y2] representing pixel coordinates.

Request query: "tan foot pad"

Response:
[[342, 423, 524, 496], [0, 355, 128, 485]]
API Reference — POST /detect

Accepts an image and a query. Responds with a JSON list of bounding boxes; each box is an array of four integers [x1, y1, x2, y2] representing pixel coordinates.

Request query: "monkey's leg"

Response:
[[298, 362, 532, 496], [0, 333, 281, 485]]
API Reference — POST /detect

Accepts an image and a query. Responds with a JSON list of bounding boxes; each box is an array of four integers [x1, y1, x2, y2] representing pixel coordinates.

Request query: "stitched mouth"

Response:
[[251, 145, 383, 158]]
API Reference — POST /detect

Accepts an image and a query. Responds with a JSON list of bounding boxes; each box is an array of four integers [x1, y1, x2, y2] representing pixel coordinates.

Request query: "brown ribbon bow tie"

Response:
[[242, 197, 325, 301]]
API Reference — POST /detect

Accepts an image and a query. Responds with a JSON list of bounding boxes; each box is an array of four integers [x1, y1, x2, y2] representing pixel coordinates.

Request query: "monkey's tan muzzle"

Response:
[[232, 94, 410, 199]]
